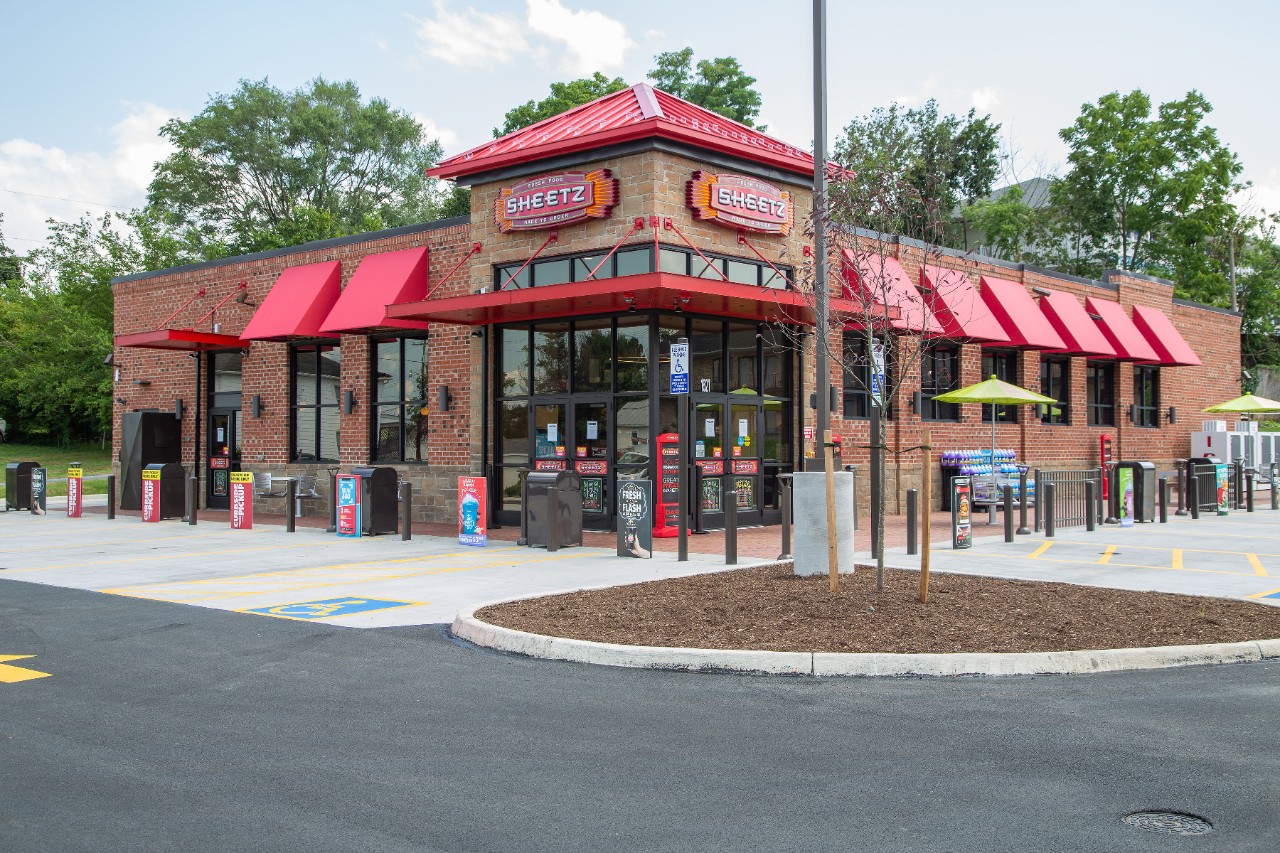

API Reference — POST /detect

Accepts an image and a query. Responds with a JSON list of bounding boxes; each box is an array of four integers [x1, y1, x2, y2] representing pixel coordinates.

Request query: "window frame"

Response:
[[370, 334, 432, 463], [981, 349, 1019, 424], [1133, 365, 1160, 428], [1087, 361, 1115, 427], [1039, 356, 1070, 425], [289, 341, 341, 463], [920, 344, 960, 422], [842, 332, 893, 420], [494, 243, 794, 292]]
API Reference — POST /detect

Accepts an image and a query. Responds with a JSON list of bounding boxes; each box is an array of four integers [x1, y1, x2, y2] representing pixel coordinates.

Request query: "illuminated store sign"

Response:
[[686, 171, 793, 235], [494, 169, 619, 233]]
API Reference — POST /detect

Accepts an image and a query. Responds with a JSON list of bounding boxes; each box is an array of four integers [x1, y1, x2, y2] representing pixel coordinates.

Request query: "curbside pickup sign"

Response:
[[66, 466, 82, 518], [141, 468, 161, 522], [230, 472, 253, 529]]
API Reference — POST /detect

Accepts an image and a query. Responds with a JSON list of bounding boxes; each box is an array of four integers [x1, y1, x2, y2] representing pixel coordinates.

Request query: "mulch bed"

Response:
[[477, 564, 1280, 655]]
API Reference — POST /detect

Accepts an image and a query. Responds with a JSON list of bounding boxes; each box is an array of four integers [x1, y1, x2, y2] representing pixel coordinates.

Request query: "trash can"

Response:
[[1187, 457, 1221, 514], [350, 466, 398, 535], [6, 461, 40, 511], [144, 462, 187, 519], [1114, 461, 1156, 522], [525, 470, 583, 550]]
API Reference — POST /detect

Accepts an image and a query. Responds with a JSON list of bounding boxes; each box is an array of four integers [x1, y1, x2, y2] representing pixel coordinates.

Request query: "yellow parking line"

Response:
[[1247, 553, 1268, 577], [1249, 587, 1280, 599], [1028, 542, 1054, 558], [1172, 549, 1184, 570], [1, 541, 320, 573], [1097, 545, 1117, 565], [943, 548, 1259, 578]]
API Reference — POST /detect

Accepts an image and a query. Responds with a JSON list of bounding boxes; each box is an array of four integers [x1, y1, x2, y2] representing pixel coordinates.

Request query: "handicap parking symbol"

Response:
[[244, 597, 418, 620]]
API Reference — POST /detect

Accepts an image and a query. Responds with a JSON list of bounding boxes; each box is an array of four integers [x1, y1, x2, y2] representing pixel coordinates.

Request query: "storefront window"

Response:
[[1088, 362, 1115, 426], [1039, 357, 1070, 425], [982, 349, 1019, 423], [500, 328, 529, 396], [534, 323, 570, 393], [574, 319, 612, 393], [494, 245, 791, 291], [920, 345, 960, 421], [691, 319, 724, 393], [372, 336, 430, 462], [1134, 365, 1159, 427], [615, 319, 649, 392], [762, 326, 790, 398], [727, 324, 758, 393], [291, 343, 340, 462]]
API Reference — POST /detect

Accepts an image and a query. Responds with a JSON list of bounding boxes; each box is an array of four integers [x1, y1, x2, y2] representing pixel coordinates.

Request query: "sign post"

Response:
[[670, 338, 690, 562], [457, 476, 487, 547], [336, 474, 361, 538], [66, 464, 83, 518], [617, 480, 653, 558], [141, 467, 161, 523], [230, 471, 253, 530], [951, 476, 972, 549]]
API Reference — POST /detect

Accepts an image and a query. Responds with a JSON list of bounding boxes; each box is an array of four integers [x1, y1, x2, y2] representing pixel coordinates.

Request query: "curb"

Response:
[[453, 602, 1280, 678]]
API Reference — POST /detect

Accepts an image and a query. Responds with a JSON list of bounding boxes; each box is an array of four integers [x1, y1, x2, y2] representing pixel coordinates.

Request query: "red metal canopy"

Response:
[[240, 260, 342, 342], [114, 328, 246, 351], [320, 246, 432, 335], [1036, 289, 1116, 357], [1084, 297, 1159, 362], [978, 276, 1066, 350], [431, 83, 814, 182], [919, 265, 1009, 343], [841, 251, 943, 335], [386, 272, 836, 327], [1131, 305, 1202, 366]]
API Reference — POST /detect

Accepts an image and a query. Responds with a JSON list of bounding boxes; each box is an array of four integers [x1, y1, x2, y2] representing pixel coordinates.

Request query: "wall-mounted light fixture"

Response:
[[808, 387, 839, 410], [438, 386, 451, 412], [234, 291, 257, 307], [1127, 403, 1136, 422], [133, 379, 151, 387], [115, 397, 127, 405], [1087, 312, 1103, 321], [1167, 406, 1177, 424], [174, 399, 184, 420], [343, 390, 356, 415], [251, 395, 262, 418], [1031, 286, 1051, 296], [103, 352, 114, 366], [470, 328, 484, 338], [623, 291, 637, 313], [911, 391, 925, 415]]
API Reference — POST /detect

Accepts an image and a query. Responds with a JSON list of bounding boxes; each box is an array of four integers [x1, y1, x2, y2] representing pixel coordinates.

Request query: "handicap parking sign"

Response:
[[244, 597, 418, 620]]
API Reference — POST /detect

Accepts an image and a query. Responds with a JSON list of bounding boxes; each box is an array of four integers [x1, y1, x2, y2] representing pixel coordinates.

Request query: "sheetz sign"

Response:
[[494, 169, 619, 233], [686, 171, 793, 235]]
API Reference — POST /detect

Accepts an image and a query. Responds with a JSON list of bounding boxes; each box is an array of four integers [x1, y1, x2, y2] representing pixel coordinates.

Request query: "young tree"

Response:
[[495, 72, 628, 136], [0, 214, 22, 285], [146, 77, 448, 255], [647, 48, 763, 127]]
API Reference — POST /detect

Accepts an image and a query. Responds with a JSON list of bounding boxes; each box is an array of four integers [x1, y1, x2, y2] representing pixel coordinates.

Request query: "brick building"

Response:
[[111, 84, 1240, 528]]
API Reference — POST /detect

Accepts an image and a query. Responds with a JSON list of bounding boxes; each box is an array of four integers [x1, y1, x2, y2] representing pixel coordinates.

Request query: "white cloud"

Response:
[[413, 113, 460, 153], [413, 1, 529, 69], [525, 0, 634, 75], [0, 102, 176, 249], [972, 87, 1000, 114]]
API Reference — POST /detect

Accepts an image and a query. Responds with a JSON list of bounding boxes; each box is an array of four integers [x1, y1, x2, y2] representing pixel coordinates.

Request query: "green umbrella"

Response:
[[1202, 393, 1280, 414], [933, 375, 1057, 471]]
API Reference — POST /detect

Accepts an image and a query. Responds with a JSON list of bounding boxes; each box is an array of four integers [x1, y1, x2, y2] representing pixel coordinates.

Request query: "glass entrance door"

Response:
[[571, 398, 611, 529], [727, 398, 763, 526], [207, 409, 240, 509]]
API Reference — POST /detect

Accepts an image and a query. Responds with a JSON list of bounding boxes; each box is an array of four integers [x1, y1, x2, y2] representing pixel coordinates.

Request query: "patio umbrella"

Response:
[[1202, 393, 1280, 414], [933, 375, 1056, 469]]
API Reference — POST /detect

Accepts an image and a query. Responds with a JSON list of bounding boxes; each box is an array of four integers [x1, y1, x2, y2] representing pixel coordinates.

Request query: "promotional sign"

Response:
[[141, 468, 161, 522], [1118, 467, 1134, 528], [336, 474, 361, 538], [653, 433, 681, 537], [66, 465, 83, 518], [951, 477, 972, 549], [686, 171, 794, 235], [616, 480, 653, 559], [493, 169, 619, 233], [870, 339, 886, 407], [458, 476, 487, 547], [27, 467, 48, 516], [230, 471, 254, 530], [669, 341, 689, 394], [1213, 461, 1233, 514]]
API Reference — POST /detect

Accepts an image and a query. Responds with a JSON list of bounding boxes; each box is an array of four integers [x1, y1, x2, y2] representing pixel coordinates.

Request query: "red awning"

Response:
[[841, 251, 942, 335], [320, 246, 432, 334], [1085, 297, 1159, 362], [240, 260, 342, 342], [919, 265, 1009, 343], [386, 272, 839, 327], [114, 329, 246, 351], [1036, 289, 1116, 357], [978, 276, 1065, 350], [1131, 305, 1202, 366]]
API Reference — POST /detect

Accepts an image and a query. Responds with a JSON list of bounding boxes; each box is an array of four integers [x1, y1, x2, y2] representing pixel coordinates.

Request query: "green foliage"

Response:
[[495, 73, 627, 136], [831, 101, 1000, 245], [0, 214, 22, 285], [439, 185, 472, 219], [1238, 229, 1280, 369], [146, 77, 447, 255], [966, 184, 1048, 262], [647, 48, 763, 127]]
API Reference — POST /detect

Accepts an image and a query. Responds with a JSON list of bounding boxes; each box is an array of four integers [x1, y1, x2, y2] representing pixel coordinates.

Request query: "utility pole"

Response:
[[812, 0, 829, 470]]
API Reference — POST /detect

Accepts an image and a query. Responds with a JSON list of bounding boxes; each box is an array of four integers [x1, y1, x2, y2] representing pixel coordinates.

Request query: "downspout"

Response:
[[193, 351, 202, 510], [480, 325, 493, 527]]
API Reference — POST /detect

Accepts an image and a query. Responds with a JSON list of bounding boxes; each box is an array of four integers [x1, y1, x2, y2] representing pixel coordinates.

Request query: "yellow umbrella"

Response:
[[1202, 393, 1280, 414], [934, 375, 1056, 467]]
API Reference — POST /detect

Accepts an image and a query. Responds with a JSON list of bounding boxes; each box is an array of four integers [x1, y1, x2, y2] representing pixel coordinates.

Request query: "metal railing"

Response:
[[1036, 468, 1102, 530]]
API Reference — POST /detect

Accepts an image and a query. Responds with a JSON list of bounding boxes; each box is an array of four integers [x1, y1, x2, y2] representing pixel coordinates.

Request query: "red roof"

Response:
[[978, 276, 1066, 350], [241, 260, 342, 342], [320, 247, 433, 335], [841, 251, 942, 335], [1036, 289, 1116, 357], [919, 265, 1009, 343], [1085, 297, 1159, 362], [1131, 305, 1202, 366], [430, 83, 814, 181]]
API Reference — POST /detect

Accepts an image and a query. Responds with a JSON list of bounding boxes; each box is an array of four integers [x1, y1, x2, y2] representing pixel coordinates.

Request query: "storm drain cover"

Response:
[[1122, 811, 1213, 835]]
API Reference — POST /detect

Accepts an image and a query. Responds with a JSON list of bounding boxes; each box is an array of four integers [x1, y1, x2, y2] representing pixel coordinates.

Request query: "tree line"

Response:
[[0, 48, 1274, 443]]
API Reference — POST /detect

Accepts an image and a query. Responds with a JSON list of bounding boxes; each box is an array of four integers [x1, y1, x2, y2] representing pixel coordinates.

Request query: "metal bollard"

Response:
[[1273, 464, 1279, 511], [1002, 485, 1014, 543], [724, 487, 738, 565], [1190, 480, 1200, 520], [906, 489, 918, 556], [106, 474, 116, 520], [401, 482, 413, 540], [186, 475, 198, 526], [1085, 480, 1096, 532], [325, 469, 338, 533], [1175, 463, 1188, 516], [547, 488, 561, 553], [1097, 467, 1107, 525], [1016, 469, 1030, 535], [285, 479, 296, 533], [1247, 472, 1255, 513], [1045, 482, 1056, 538], [1033, 468, 1042, 532], [517, 468, 530, 546], [1158, 477, 1168, 523], [778, 476, 793, 561], [1234, 460, 1244, 509]]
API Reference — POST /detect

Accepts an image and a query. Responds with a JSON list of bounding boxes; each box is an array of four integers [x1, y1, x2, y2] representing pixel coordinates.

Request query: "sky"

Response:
[[2, 0, 1278, 252]]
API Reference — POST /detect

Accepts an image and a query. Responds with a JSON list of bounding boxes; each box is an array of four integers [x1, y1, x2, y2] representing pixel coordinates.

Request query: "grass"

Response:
[[0, 441, 114, 499]]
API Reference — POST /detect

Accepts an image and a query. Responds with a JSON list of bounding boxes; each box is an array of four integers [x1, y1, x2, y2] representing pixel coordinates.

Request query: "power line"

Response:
[[1, 186, 131, 211]]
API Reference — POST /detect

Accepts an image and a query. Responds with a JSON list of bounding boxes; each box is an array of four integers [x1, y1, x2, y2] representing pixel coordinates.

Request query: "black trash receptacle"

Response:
[[525, 470, 583, 549], [351, 466, 398, 535], [1114, 461, 1157, 522], [144, 462, 187, 519], [6, 461, 40, 511]]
